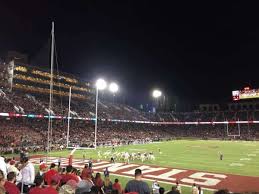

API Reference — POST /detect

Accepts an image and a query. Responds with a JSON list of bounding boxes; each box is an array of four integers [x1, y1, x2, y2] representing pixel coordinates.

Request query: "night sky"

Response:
[[1, 1, 259, 106]]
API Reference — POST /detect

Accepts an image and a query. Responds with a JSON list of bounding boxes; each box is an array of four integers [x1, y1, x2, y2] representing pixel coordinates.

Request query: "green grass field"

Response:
[[47, 140, 259, 177], [6, 140, 259, 194]]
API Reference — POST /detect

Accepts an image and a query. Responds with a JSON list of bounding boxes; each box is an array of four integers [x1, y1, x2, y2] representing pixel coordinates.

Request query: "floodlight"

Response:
[[109, 82, 119, 93], [96, 79, 107, 90], [152, 89, 162, 98]]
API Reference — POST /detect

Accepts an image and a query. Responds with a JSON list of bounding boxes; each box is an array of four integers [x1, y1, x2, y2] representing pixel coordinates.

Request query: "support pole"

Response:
[[47, 21, 55, 155], [94, 88, 98, 149], [66, 87, 72, 148]]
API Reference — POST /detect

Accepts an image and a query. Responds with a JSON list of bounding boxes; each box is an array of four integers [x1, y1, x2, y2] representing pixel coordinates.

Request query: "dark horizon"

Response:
[[1, 1, 259, 107]]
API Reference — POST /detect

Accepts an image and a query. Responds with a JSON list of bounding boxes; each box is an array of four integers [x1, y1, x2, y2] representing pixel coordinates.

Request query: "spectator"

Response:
[[75, 180, 93, 194], [198, 186, 203, 194], [72, 168, 82, 182], [0, 170, 6, 194], [192, 184, 198, 194], [214, 190, 230, 194], [29, 175, 44, 194], [81, 164, 92, 180], [0, 187, 5, 194], [5, 159, 11, 171], [125, 169, 150, 194], [4, 172, 20, 194], [159, 187, 165, 194], [42, 174, 61, 194], [7, 160, 21, 181], [19, 156, 35, 193], [88, 158, 93, 169], [44, 163, 58, 185], [104, 167, 109, 177], [59, 179, 77, 194], [176, 181, 181, 194], [112, 179, 123, 194], [81, 164, 93, 180], [61, 165, 79, 184], [94, 172, 103, 192], [167, 186, 180, 194], [152, 181, 160, 194], [103, 176, 113, 194], [37, 163, 48, 178], [0, 157, 7, 179]]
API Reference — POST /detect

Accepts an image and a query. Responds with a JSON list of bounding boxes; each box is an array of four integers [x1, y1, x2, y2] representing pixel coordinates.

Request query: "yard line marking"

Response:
[[240, 158, 251, 161], [229, 163, 244, 167]]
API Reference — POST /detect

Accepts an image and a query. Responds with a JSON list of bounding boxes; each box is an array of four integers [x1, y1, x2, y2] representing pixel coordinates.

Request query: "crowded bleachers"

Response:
[[1, 87, 259, 153]]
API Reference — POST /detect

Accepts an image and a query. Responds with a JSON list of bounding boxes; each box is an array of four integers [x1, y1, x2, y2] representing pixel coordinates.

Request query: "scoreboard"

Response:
[[232, 87, 259, 101]]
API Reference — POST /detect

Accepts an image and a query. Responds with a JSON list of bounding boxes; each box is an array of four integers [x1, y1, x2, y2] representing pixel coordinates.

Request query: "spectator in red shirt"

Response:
[[81, 164, 93, 180], [44, 163, 58, 185], [29, 175, 45, 194], [94, 172, 103, 192], [113, 178, 123, 194], [61, 165, 79, 184], [37, 163, 47, 178], [4, 172, 20, 194], [42, 174, 61, 194]]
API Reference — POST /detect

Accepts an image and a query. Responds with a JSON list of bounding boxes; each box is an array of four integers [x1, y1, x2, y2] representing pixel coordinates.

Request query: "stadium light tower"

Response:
[[152, 89, 162, 98], [109, 82, 119, 103], [95, 78, 107, 149], [152, 89, 163, 112], [109, 82, 119, 94]]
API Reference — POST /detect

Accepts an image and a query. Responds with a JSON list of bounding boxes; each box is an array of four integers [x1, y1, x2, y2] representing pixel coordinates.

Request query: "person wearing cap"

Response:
[[29, 175, 45, 194], [7, 160, 20, 181], [4, 172, 20, 194], [125, 169, 150, 194], [44, 163, 58, 185], [37, 163, 48, 178]]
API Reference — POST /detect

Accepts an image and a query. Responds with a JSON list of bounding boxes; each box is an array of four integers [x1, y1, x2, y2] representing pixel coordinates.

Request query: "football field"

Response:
[[30, 140, 259, 193], [32, 140, 259, 192], [47, 140, 259, 176]]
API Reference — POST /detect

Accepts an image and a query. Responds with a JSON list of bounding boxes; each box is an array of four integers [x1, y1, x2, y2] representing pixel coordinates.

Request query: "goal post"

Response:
[[226, 122, 241, 138], [66, 87, 96, 150]]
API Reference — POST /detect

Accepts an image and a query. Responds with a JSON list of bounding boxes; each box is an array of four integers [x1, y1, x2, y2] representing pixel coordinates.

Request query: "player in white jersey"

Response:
[[124, 152, 130, 164]]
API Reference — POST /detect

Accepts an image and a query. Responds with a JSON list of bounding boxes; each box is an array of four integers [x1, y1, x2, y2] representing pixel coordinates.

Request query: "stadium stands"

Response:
[[1, 88, 259, 153]]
